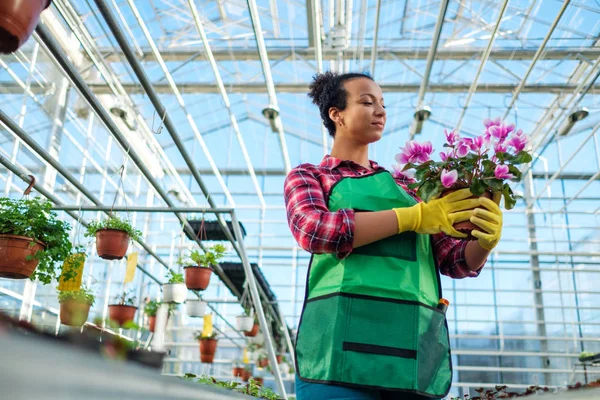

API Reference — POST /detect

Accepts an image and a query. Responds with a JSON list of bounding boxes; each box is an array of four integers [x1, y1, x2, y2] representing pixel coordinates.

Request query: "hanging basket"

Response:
[[236, 315, 254, 332], [59, 298, 92, 327], [107, 304, 137, 327], [162, 283, 187, 303], [244, 323, 259, 337], [199, 338, 218, 363], [0, 0, 51, 54], [95, 229, 129, 260], [0, 234, 45, 279], [186, 299, 207, 318], [184, 266, 212, 291]]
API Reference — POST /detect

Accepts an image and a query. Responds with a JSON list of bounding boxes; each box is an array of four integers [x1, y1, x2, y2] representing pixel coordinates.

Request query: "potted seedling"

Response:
[[240, 365, 252, 382], [257, 351, 269, 368], [195, 331, 218, 363], [163, 270, 187, 303], [0, 197, 74, 283], [236, 307, 255, 332], [143, 300, 175, 333], [395, 118, 532, 238], [232, 360, 244, 377], [186, 295, 207, 318], [179, 244, 226, 291], [84, 215, 142, 260], [58, 285, 95, 327], [108, 288, 137, 327]]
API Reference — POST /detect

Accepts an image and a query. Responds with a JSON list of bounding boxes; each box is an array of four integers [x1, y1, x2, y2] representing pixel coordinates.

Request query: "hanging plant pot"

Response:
[[108, 304, 137, 327], [441, 189, 493, 240], [276, 355, 283, 364], [59, 298, 92, 327], [232, 366, 243, 377], [95, 229, 129, 260], [186, 299, 207, 318], [236, 315, 254, 332], [244, 323, 259, 337], [0, 234, 45, 279], [0, 0, 51, 54], [162, 283, 187, 303], [257, 358, 269, 368], [199, 338, 218, 363], [184, 266, 212, 291], [240, 369, 251, 382], [249, 332, 265, 346], [148, 315, 156, 332]]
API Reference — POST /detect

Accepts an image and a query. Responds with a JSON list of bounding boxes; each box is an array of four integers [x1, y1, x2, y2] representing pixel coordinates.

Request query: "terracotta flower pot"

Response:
[[232, 366, 243, 377], [441, 189, 493, 240], [148, 314, 169, 333], [252, 377, 264, 386], [199, 338, 217, 363], [257, 358, 269, 368], [0, 0, 51, 54], [59, 298, 92, 327], [184, 266, 212, 291], [108, 304, 137, 327], [0, 234, 45, 279], [276, 355, 283, 364], [244, 323, 259, 337], [241, 369, 251, 382], [95, 229, 129, 260]]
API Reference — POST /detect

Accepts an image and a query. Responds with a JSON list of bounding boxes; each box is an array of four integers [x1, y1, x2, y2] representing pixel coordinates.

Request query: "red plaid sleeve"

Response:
[[284, 166, 355, 258], [393, 175, 482, 279]]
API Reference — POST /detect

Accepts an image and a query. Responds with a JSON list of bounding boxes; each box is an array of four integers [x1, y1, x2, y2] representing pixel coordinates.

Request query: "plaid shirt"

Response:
[[284, 155, 482, 279]]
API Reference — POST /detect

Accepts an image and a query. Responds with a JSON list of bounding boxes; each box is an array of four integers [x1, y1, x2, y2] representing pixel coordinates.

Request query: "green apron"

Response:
[[295, 171, 452, 398]]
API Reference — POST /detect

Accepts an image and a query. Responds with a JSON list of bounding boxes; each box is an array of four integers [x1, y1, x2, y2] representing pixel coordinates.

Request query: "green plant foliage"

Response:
[[180, 373, 282, 400], [165, 270, 184, 284], [84, 215, 142, 242], [57, 285, 95, 305], [114, 288, 137, 306], [0, 197, 74, 284], [144, 299, 176, 316], [178, 244, 227, 268], [194, 331, 218, 340]]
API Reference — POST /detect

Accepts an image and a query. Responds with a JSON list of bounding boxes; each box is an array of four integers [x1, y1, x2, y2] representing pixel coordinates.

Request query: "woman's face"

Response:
[[330, 77, 386, 144]]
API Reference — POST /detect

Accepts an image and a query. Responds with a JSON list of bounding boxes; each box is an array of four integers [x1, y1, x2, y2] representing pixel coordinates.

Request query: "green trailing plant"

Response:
[[165, 270, 184, 284], [450, 381, 600, 399], [114, 288, 136, 306], [57, 285, 96, 305], [84, 215, 142, 242], [177, 244, 227, 268], [194, 331, 218, 340], [143, 299, 176, 316], [0, 197, 74, 284], [180, 373, 282, 400]]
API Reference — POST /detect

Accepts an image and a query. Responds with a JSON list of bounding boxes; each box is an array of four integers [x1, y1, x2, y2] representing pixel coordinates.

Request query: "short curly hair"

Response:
[[307, 71, 374, 137]]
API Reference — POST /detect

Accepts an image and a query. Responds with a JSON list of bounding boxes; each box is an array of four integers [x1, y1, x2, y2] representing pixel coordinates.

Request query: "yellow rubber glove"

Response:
[[470, 195, 503, 250], [393, 188, 479, 238]]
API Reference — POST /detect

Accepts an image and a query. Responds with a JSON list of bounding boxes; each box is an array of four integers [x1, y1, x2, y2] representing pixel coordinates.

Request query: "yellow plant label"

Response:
[[202, 314, 213, 337], [57, 253, 85, 291], [124, 252, 138, 283]]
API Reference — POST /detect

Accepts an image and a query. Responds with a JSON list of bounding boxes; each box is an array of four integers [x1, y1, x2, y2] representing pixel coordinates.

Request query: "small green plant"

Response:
[[177, 244, 226, 268], [180, 373, 282, 400], [114, 288, 136, 306], [165, 270, 184, 284], [57, 285, 95, 305], [194, 331, 218, 340], [144, 299, 176, 316], [84, 215, 142, 242], [0, 197, 74, 284]]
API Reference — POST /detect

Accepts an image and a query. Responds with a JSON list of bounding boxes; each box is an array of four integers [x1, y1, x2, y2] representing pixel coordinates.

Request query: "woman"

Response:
[[284, 72, 503, 400]]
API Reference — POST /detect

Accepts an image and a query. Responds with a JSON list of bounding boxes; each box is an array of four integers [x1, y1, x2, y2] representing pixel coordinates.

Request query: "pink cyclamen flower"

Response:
[[494, 164, 514, 180], [455, 138, 471, 157], [506, 129, 528, 153], [488, 123, 515, 142], [439, 150, 452, 161], [494, 142, 508, 154], [444, 129, 459, 146], [441, 169, 458, 188], [484, 117, 502, 129], [471, 135, 486, 152], [391, 164, 415, 180], [395, 140, 433, 164]]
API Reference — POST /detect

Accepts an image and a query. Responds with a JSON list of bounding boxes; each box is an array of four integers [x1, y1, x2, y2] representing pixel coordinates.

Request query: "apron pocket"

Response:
[[352, 231, 417, 261], [343, 342, 416, 359], [416, 306, 452, 395]]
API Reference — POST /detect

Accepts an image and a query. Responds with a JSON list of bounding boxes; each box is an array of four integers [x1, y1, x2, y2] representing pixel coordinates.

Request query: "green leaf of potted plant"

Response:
[[58, 285, 95, 327], [236, 307, 255, 332], [186, 294, 207, 318], [108, 288, 137, 327], [195, 331, 218, 363], [143, 299, 175, 333], [0, 197, 74, 283], [256, 351, 269, 368], [179, 244, 226, 291], [84, 215, 142, 260], [163, 270, 187, 303]]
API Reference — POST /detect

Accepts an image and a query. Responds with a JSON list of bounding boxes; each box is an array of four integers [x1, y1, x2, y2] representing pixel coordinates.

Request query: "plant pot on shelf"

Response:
[[0, 0, 51, 54], [0, 234, 45, 279], [279, 362, 290, 375], [441, 188, 493, 240], [184, 266, 212, 291], [199, 338, 218, 363], [107, 304, 137, 327], [162, 283, 187, 303], [240, 369, 251, 382], [59, 299, 92, 327], [236, 315, 254, 332], [257, 358, 269, 368], [276, 355, 283, 364], [244, 323, 259, 337], [95, 229, 129, 260], [186, 299, 207, 318], [252, 377, 264, 386], [232, 366, 243, 377]]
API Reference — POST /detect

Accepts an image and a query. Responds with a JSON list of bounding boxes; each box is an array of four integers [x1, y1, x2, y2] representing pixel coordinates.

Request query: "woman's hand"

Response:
[[470, 195, 503, 250]]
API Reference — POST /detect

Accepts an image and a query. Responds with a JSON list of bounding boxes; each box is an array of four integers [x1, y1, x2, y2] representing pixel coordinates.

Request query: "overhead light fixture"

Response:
[[262, 105, 281, 133], [558, 107, 589, 137], [411, 105, 432, 135]]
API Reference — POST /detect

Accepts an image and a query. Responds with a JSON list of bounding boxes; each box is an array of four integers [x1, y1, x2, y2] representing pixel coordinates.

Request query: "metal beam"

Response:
[[92, 47, 600, 61]]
